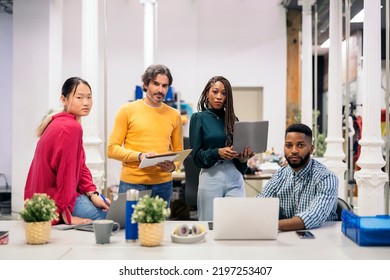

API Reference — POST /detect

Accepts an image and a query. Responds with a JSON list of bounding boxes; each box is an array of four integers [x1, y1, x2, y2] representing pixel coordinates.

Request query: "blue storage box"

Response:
[[341, 209, 390, 246]]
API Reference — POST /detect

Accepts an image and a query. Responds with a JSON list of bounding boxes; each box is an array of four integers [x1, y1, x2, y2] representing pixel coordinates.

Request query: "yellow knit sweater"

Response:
[[107, 99, 183, 184]]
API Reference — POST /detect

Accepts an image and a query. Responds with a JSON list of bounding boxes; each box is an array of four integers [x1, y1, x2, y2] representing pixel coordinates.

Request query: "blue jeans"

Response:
[[72, 194, 107, 220], [197, 160, 245, 221], [118, 180, 173, 206]]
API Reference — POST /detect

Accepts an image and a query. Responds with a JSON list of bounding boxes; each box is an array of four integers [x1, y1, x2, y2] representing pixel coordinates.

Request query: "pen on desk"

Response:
[[100, 194, 109, 205]]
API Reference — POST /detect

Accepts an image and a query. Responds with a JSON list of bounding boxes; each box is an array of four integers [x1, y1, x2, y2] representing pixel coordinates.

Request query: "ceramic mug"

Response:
[[93, 219, 120, 244]]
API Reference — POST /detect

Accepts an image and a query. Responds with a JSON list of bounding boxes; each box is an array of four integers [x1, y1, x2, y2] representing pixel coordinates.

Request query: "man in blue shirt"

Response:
[[257, 123, 338, 231]]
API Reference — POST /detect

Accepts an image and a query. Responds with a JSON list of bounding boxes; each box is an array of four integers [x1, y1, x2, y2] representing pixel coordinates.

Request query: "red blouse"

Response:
[[24, 112, 96, 224]]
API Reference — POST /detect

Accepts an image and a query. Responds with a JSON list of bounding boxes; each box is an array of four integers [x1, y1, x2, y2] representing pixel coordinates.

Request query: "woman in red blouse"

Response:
[[24, 77, 109, 225]]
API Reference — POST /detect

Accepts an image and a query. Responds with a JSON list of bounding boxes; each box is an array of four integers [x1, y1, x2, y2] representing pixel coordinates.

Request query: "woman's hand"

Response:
[[237, 147, 256, 163], [71, 216, 93, 225], [61, 211, 92, 225], [91, 194, 110, 211], [218, 146, 239, 160]]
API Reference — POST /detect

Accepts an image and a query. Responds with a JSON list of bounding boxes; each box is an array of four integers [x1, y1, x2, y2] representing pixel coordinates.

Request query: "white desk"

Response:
[[172, 171, 271, 196], [1, 221, 390, 260], [172, 172, 272, 183], [243, 173, 272, 196], [172, 171, 185, 181]]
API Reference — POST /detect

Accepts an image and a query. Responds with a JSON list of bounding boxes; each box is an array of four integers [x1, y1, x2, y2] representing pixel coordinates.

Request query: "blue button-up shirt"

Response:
[[257, 158, 338, 229]]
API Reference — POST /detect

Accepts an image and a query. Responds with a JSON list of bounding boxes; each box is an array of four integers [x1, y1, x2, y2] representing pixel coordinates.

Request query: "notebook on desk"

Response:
[[72, 190, 152, 232], [212, 197, 279, 240], [233, 121, 269, 154]]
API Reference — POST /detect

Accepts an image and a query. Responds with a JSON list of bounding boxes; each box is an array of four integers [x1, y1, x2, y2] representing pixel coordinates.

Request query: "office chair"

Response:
[[183, 155, 201, 210], [182, 137, 201, 211], [336, 197, 353, 221]]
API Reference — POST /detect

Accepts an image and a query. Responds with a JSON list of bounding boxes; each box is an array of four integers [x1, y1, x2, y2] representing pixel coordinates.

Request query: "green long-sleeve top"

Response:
[[189, 109, 248, 175]]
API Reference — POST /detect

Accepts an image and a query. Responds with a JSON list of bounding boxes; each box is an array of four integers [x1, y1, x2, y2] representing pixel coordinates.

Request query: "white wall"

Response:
[[102, 0, 287, 186], [12, 0, 52, 212], [0, 11, 12, 188], [8, 0, 287, 212]]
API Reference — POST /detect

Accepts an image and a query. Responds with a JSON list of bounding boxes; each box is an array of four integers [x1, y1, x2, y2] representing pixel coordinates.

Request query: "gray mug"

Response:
[[93, 219, 120, 244]]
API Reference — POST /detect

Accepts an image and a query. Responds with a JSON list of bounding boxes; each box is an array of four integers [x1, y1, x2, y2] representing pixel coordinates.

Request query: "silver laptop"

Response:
[[212, 197, 279, 240], [233, 121, 269, 154], [75, 190, 152, 231]]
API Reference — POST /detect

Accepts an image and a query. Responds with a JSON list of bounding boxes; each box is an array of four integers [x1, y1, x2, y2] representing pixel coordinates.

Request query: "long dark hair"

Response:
[[197, 76, 237, 146]]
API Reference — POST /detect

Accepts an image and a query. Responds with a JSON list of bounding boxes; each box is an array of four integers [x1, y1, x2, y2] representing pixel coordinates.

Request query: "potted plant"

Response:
[[20, 193, 59, 245], [131, 195, 170, 247]]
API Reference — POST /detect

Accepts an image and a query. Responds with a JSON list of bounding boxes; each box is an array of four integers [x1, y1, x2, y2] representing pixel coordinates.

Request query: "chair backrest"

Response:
[[183, 137, 201, 209], [183, 155, 201, 209], [336, 197, 353, 221]]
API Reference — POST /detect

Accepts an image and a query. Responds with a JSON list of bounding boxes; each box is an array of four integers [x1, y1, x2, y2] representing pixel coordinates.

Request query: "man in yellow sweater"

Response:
[[107, 64, 183, 205]]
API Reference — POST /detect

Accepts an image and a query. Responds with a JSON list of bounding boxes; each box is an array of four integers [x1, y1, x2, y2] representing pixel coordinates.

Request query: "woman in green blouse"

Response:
[[189, 76, 255, 221]]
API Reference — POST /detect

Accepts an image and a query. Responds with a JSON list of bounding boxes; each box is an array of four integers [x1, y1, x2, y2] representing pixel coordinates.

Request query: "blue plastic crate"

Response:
[[341, 209, 390, 246]]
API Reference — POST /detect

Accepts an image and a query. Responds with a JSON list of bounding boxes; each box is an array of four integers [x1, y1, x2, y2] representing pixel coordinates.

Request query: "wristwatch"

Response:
[[86, 191, 99, 201]]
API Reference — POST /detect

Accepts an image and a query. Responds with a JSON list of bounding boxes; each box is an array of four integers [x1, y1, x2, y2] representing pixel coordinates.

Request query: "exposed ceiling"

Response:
[[282, 0, 387, 49], [0, 0, 12, 14], [1, 0, 386, 49]]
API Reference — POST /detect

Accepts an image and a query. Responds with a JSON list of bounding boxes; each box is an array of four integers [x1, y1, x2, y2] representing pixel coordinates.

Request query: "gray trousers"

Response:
[[197, 160, 245, 221]]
